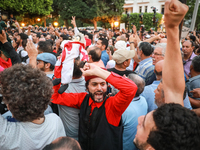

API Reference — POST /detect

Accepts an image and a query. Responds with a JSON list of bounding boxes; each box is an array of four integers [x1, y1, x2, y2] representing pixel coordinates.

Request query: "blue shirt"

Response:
[[141, 80, 160, 112], [122, 96, 148, 150], [101, 50, 109, 67], [141, 81, 192, 112], [135, 57, 154, 84], [186, 74, 200, 100]]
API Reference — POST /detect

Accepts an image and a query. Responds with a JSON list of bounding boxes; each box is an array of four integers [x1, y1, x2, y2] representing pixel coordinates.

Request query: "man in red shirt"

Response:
[[52, 63, 137, 150]]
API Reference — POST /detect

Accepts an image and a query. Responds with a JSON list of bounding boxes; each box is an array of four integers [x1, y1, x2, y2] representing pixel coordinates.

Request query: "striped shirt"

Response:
[[135, 57, 155, 84]]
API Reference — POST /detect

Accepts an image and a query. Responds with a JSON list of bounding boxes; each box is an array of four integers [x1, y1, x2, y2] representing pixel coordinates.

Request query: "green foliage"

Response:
[[0, 0, 53, 16], [121, 13, 163, 31], [185, 0, 200, 30], [53, 0, 125, 26]]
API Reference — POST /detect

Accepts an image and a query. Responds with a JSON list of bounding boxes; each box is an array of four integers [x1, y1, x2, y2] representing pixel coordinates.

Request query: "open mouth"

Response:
[[94, 92, 104, 101]]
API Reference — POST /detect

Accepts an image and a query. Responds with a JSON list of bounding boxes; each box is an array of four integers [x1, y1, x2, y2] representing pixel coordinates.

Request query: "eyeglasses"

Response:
[[152, 52, 163, 56]]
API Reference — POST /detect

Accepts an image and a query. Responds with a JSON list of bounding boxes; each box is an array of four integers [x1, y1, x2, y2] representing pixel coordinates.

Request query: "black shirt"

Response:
[[107, 68, 136, 77]]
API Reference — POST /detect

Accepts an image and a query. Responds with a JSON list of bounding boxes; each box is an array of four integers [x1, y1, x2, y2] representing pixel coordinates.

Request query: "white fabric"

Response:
[[0, 113, 65, 150]]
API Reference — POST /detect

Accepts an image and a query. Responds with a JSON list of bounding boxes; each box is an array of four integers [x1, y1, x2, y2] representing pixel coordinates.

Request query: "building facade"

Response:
[[123, 0, 165, 14]]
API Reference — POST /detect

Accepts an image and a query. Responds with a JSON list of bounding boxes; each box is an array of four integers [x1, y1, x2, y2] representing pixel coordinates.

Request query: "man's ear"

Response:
[[45, 63, 51, 69], [102, 45, 106, 50]]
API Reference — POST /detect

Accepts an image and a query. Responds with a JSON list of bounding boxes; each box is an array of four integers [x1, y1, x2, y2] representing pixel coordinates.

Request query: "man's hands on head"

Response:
[[81, 63, 110, 80], [164, 0, 189, 28], [0, 30, 8, 44]]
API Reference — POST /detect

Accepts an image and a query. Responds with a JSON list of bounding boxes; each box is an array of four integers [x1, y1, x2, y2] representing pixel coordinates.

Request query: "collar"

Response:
[[45, 71, 54, 75], [152, 80, 161, 85], [139, 57, 152, 65], [132, 96, 140, 101], [88, 97, 104, 108], [187, 74, 200, 82], [186, 52, 197, 61]]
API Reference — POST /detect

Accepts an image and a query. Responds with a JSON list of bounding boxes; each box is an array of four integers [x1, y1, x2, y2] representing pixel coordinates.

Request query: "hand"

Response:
[[190, 88, 200, 98], [26, 39, 38, 58], [132, 25, 137, 34], [81, 63, 100, 77], [0, 30, 8, 44], [129, 34, 136, 43], [15, 21, 20, 27], [71, 16, 77, 27], [49, 25, 54, 31], [164, 0, 189, 28], [12, 40, 18, 49]]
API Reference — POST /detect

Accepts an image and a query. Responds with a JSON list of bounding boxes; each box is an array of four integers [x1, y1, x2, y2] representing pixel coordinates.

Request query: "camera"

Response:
[[151, 6, 157, 14], [140, 25, 145, 33]]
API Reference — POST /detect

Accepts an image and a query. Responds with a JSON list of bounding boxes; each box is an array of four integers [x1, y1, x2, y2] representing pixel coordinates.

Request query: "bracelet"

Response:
[[130, 42, 134, 44]]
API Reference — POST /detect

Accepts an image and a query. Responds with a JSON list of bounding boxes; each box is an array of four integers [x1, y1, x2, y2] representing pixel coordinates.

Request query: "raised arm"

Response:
[[163, 0, 188, 105]]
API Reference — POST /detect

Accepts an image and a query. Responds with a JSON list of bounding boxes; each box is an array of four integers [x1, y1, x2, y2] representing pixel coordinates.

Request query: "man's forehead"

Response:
[[154, 47, 163, 52], [144, 111, 156, 130], [183, 40, 191, 46], [89, 77, 106, 83]]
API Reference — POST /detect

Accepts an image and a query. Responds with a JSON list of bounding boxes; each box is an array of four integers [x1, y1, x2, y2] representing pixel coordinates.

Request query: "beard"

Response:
[[89, 90, 107, 103], [133, 138, 148, 150]]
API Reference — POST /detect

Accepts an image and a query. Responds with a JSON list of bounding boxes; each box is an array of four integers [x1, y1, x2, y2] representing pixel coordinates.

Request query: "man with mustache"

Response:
[[52, 61, 138, 150]]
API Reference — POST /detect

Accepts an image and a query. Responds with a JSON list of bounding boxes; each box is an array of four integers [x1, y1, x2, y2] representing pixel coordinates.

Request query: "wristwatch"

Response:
[[130, 42, 134, 44]]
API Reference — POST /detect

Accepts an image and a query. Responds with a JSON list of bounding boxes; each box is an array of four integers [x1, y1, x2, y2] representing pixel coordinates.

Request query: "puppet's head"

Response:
[[72, 33, 86, 48]]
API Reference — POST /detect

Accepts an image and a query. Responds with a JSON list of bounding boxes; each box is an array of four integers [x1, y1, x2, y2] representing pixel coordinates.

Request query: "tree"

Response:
[[121, 13, 163, 31], [53, 0, 125, 29], [184, 0, 200, 30], [0, 0, 53, 16]]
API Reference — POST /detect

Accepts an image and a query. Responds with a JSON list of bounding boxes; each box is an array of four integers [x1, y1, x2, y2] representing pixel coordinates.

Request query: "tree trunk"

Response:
[[65, 20, 68, 28], [44, 17, 46, 27], [93, 21, 97, 30]]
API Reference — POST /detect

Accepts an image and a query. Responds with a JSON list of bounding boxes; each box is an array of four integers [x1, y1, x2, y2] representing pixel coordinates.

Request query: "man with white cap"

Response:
[[107, 48, 135, 76]]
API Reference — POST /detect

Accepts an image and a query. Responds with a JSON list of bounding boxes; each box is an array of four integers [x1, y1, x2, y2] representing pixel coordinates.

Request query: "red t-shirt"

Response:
[[52, 72, 137, 126]]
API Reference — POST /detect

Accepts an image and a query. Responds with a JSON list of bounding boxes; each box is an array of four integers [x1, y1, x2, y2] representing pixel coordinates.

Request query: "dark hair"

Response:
[[73, 57, 83, 79], [139, 42, 153, 56], [22, 38, 27, 49], [189, 35, 196, 42], [88, 47, 101, 62], [44, 61, 55, 71], [147, 103, 200, 150], [191, 56, 200, 72], [99, 38, 108, 49], [60, 34, 69, 40], [38, 41, 53, 53], [36, 32, 41, 38], [42, 137, 81, 150], [0, 64, 53, 121]]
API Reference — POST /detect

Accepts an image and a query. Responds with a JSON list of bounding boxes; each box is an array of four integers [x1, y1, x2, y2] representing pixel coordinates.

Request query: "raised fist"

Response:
[[164, 0, 188, 28]]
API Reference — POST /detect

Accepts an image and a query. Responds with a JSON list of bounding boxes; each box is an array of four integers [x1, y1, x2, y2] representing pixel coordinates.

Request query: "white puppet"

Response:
[[53, 33, 88, 93]]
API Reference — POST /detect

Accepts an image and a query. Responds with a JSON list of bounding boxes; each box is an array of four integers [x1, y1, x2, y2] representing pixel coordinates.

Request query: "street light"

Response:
[[53, 21, 59, 27], [37, 18, 41, 22], [114, 21, 119, 27], [21, 23, 25, 27]]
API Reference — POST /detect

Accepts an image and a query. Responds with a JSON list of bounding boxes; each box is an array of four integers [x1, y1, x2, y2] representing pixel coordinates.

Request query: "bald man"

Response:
[[87, 46, 105, 68], [141, 60, 164, 112]]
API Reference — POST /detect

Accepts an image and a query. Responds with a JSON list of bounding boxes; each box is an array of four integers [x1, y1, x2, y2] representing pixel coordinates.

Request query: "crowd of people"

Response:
[[0, 0, 200, 150]]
